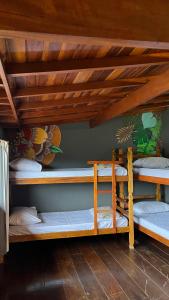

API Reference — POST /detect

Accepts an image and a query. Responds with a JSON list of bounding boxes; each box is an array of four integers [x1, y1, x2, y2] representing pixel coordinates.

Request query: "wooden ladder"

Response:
[[93, 158, 117, 234]]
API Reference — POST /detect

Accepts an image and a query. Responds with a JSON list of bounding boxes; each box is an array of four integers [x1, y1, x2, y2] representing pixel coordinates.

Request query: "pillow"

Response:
[[89, 206, 121, 219], [98, 164, 112, 169], [134, 201, 169, 217], [9, 206, 41, 225], [133, 157, 169, 169], [10, 158, 42, 172]]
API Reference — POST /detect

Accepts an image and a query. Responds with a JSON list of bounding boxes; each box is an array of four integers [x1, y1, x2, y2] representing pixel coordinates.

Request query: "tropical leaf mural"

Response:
[[116, 124, 135, 144], [7, 125, 63, 165], [115, 112, 161, 154]]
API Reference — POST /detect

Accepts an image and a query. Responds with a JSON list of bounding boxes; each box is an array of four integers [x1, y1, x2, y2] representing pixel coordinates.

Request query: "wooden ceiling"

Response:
[[1, 1, 169, 127]]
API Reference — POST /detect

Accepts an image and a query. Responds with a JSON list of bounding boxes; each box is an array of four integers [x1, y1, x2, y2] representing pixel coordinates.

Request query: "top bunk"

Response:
[[133, 147, 169, 185], [9, 148, 132, 185]]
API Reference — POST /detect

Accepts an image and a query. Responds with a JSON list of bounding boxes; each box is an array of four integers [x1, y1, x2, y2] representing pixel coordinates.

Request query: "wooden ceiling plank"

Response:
[[17, 93, 124, 111], [6, 56, 169, 77], [90, 66, 169, 127], [0, 59, 18, 122], [20, 104, 105, 119], [13, 80, 142, 99], [2, 2, 169, 49], [21, 112, 97, 125]]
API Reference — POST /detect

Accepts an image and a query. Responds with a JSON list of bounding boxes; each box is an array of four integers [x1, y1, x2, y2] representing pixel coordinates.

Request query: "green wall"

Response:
[[11, 117, 156, 212]]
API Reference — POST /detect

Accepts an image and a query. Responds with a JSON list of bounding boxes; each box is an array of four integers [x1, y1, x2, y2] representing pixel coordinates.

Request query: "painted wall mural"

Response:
[[115, 112, 162, 154], [7, 125, 62, 165]]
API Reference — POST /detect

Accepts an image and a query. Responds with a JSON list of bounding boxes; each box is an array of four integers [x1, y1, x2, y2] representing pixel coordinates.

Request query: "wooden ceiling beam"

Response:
[[90, 66, 169, 127], [17, 93, 123, 111], [1, 1, 169, 49], [12, 80, 142, 99], [6, 56, 169, 77], [21, 112, 97, 126], [0, 59, 18, 123], [20, 104, 105, 119]]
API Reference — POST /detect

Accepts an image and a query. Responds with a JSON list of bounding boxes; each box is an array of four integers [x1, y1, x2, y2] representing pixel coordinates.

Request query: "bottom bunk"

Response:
[[9, 208, 129, 243], [134, 201, 169, 247]]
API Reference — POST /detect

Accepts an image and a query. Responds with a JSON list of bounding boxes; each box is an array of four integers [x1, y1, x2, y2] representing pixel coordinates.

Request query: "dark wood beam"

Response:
[[12, 80, 142, 99], [90, 66, 169, 127], [20, 104, 105, 119], [6, 56, 169, 77], [17, 94, 123, 111], [1, 1, 169, 49], [21, 112, 97, 126], [0, 59, 18, 123]]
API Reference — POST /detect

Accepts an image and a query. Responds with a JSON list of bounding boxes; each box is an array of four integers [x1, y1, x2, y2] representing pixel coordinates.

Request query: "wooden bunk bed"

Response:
[[133, 149, 169, 247], [8, 147, 134, 249]]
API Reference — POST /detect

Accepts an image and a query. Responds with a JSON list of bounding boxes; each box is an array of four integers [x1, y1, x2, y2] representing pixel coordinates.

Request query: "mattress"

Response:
[[134, 167, 169, 179], [10, 165, 127, 179], [134, 212, 169, 240], [9, 208, 128, 236]]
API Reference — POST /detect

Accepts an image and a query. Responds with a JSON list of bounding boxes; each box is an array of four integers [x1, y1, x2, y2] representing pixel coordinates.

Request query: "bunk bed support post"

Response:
[[0, 255, 4, 264], [127, 147, 134, 249], [112, 150, 117, 230], [156, 145, 161, 201], [118, 148, 125, 208], [156, 184, 161, 201], [94, 163, 98, 234]]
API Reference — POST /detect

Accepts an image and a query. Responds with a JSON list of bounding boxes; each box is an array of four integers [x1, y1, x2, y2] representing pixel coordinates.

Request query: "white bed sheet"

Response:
[[10, 165, 127, 179], [134, 167, 169, 179], [9, 209, 128, 236], [134, 212, 169, 240]]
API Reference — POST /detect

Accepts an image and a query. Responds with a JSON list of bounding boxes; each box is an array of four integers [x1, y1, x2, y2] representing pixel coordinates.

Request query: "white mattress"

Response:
[[134, 167, 169, 179], [10, 165, 127, 179], [134, 212, 169, 240], [9, 209, 128, 236]]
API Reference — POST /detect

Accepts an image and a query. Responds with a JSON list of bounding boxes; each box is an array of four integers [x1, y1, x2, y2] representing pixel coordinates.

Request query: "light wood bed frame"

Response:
[[7, 148, 134, 252], [132, 147, 169, 246]]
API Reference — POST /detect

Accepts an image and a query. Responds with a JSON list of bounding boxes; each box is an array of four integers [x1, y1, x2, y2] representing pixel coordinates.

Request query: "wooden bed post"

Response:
[[94, 163, 98, 234], [127, 147, 134, 249], [0, 255, 4, 264], [112, 149, 117, 230], [118, 148, 125, 207], [156, 184, 161, 201]]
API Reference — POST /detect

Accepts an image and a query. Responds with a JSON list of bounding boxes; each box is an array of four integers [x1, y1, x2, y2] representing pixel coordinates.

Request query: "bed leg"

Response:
[[0, 255, 5, 264], [127, 147, 134, 250]]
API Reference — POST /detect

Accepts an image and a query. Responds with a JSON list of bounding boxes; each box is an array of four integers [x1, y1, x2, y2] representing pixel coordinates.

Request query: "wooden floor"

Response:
[[1, 233, 169, 300]]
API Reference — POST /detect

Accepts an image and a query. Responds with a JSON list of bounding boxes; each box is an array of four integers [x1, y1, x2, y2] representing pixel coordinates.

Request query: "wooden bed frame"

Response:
[[7, 148, 134, 253], [133, 147, 169, 246]]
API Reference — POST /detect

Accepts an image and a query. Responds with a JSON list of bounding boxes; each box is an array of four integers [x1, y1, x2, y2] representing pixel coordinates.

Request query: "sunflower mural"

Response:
[[8, 125, 62, 165], [115, 112, 162, 154]]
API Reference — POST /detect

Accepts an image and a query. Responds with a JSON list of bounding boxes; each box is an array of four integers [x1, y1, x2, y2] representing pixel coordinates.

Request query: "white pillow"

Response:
[[134, 201, 169, 217], [133, 157, 169, 169], [9, 206, 41, 225], [10, 158, 42, 172], [89, 206, 121, 219]]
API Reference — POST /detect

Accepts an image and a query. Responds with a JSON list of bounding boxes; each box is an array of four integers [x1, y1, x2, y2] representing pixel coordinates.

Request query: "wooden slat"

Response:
[[17, 94, 122, 111], [21, 112, 98, 126], [6, 56, 169, 77], [1, 1, 169, 49], [13, 80, 142, 99], [20, 105, 105, 119], [90, 66, 169, 127], [0, 59, 18, 122]]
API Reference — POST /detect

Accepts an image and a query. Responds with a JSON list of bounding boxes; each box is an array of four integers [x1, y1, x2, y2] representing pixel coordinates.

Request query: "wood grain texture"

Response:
[[90, 66, 169, 126], [2, 1, 169, 49]]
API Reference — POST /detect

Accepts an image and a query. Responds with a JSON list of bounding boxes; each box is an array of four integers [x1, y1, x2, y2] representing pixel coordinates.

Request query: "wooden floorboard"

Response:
[[1, 234, 169, 299]]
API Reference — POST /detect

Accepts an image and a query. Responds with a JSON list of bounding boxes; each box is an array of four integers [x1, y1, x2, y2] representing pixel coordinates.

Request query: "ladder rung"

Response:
[[98, 190, 112, 194]]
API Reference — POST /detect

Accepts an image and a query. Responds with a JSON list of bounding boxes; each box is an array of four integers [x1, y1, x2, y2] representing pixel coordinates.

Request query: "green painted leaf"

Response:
[[50, 145, 63, 154]]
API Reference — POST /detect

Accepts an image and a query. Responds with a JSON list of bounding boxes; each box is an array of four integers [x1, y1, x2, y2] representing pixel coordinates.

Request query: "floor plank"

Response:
[[1, 234, 169, 300]]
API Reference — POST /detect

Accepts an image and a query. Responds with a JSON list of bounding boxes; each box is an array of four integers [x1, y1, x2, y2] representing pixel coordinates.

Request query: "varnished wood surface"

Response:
[[134, 174, 169, 185], [2, 234, 169, 299], [10, 175, 128, 185]]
